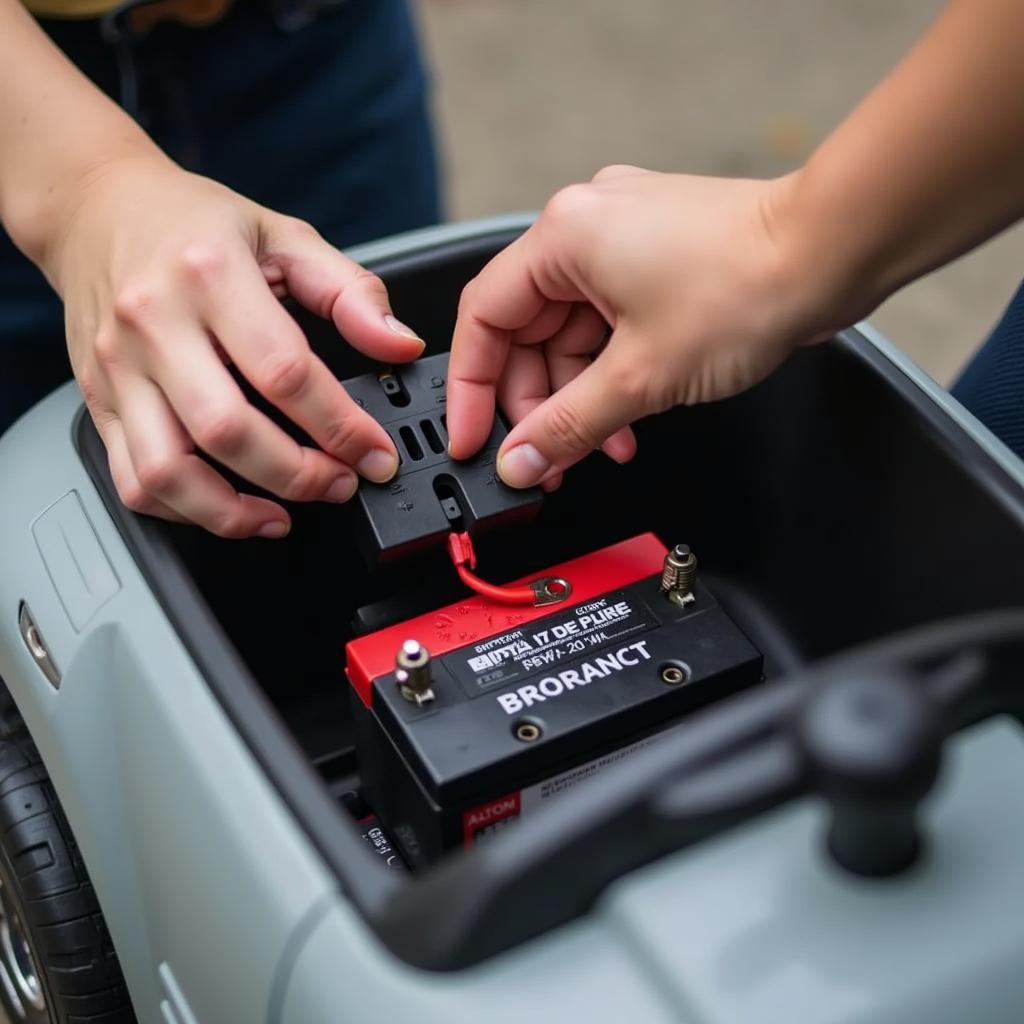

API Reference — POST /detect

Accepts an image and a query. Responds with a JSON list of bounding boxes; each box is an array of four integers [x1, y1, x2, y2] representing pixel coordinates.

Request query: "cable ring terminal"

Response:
[[530, 577, 573, 606]]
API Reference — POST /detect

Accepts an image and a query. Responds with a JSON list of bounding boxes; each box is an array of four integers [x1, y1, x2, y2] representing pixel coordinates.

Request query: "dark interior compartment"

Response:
[[76, 225, 1024, 966], [164, 231, 1024, 766]]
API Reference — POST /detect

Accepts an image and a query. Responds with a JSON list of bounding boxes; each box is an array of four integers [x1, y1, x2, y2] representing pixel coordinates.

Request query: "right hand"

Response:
[[48, 154, 423, 538], [447, 166, 845, 489]]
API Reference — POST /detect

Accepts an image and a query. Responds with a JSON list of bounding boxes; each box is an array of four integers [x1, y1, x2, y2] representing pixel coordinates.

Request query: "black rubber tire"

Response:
[[0, 720, 135, 1023]]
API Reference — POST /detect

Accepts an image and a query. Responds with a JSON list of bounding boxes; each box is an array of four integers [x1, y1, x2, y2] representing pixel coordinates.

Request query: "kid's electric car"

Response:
[[0, 216, 1022, 1024]]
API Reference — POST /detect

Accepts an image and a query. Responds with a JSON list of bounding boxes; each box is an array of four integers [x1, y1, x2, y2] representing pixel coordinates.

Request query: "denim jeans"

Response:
[[0, 0, 441, 434], [952, 281, 1024, 461]]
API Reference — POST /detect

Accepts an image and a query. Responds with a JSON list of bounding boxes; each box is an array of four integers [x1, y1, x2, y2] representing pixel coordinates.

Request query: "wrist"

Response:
[[8, 141, 166, 287], [762, 163, 894, 342]]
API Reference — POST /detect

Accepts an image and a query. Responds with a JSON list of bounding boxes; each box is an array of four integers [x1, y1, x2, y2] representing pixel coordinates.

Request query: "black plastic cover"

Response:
[[342, 353, 542, 565]]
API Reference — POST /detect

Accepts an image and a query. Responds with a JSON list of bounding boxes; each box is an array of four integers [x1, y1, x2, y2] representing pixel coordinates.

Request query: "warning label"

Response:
[[443, 590, 658, 696], [461, 726, 676, 845]]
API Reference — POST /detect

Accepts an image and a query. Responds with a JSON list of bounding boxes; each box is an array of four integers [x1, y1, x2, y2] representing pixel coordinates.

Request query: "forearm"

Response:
[[0, 0, 163, 273], [787, 0, 1024, 321]]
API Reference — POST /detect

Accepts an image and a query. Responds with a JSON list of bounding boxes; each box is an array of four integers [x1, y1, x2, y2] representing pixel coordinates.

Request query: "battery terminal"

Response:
[[396, 639, 435, 705], [660, 543, 697, 608]]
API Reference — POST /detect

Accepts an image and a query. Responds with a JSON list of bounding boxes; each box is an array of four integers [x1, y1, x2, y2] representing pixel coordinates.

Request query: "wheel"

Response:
[[0, 715, 134, 1023]]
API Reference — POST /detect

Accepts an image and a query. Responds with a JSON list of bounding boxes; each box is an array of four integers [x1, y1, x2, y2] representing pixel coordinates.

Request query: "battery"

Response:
[[345, 534, 763, 867]]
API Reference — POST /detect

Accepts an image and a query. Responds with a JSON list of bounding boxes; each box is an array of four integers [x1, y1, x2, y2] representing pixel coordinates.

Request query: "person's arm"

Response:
[[446, 0, 1024, 489], [0, 0, 423, 538]]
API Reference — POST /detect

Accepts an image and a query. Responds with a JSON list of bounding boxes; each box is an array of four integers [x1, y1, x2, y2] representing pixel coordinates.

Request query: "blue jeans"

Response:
[[0, 0, 441, 434], [953, 282, 1024, 461]]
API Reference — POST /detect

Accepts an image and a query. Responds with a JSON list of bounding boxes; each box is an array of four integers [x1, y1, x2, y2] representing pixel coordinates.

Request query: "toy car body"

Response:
[[0, 215, 1023, 1024]]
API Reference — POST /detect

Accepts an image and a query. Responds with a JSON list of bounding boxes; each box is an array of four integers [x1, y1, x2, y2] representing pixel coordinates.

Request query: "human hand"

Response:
[[49, 154, 423, 537], [447, 166, 842, 489]]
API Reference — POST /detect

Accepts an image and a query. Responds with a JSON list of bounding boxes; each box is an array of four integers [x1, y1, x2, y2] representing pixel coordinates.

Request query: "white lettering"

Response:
[[559, 669, 582, 690], [495, 639, 654, 714], [539, 677, 563, 697], [519, 684, 542, 708]]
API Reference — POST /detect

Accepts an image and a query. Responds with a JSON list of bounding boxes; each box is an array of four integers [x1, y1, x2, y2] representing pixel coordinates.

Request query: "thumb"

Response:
[[495, 339, 645, 488], [262, 215, 426, 363]]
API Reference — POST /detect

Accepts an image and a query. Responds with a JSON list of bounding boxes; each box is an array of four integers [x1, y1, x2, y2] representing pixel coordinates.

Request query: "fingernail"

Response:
[[497, 444, 551, 488], [385, 315, 423, 344], [324, 474, 358, 503], [257, 521, 289, 539], [357, 447, 399, 483]]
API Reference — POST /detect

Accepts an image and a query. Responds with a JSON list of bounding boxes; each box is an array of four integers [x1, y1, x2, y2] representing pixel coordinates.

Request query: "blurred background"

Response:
[[413, 0, 1024, 385]]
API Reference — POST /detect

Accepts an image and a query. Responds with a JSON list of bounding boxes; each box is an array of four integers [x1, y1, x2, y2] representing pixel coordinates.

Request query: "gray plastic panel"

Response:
[[604, 718, 1024, 1024], [279, 899, 682, 1024], [32, 490, 120, 630], [0, 385, 338, 1023]]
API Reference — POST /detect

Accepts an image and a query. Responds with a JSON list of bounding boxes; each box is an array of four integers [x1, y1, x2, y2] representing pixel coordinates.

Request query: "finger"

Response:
[[601, 426, 638, 464], [509, 301, 572, 346], [543, 305, 638, 466], [261, 215, 426, 363], [192, 255, 400, 482], [116, 376, 291, 538], [95, 413, 187, 522], [497, 344, 550, 427], [448, 231, 561, 459], [496, 335, 646, 488], [146, 329, 362, 501]]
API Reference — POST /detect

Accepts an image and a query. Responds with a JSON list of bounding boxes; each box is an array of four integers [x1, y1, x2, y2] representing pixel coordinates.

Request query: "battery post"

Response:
[[660, 543, 698, 608], [395, 639, 435, 706]]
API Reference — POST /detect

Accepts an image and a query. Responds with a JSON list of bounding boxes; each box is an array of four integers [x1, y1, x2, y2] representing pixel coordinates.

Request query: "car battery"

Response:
[[345, 533, 763, 867]]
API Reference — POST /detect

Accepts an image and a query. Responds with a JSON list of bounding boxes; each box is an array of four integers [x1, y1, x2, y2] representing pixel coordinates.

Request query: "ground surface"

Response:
[[413, 0, 1024, 384]]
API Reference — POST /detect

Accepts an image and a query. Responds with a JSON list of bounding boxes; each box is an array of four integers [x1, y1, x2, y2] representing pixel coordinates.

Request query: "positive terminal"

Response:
[[660, 543, 698, 608], [396, 639, 435, 705]]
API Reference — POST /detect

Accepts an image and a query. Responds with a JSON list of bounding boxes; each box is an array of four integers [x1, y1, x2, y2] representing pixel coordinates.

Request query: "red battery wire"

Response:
[[447, 531, 571, 607]]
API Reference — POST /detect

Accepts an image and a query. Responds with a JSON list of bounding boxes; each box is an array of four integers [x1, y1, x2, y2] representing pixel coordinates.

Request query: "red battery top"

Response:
[[345, 532, 668, 707]]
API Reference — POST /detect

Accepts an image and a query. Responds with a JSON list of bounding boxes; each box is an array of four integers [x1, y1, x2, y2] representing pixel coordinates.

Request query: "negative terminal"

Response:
[[660, 543, 697, 608], [396, 639, 435, 705]]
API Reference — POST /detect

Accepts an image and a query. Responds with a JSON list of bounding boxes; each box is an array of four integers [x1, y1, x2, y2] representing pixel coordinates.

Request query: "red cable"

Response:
[[447, 531, 570, 607]]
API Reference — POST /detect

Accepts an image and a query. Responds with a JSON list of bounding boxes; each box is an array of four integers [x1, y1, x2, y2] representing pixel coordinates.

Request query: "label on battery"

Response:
[[443, 588, 660, 697], [359, 816, 408, 871], [461, 726, 675, 845]]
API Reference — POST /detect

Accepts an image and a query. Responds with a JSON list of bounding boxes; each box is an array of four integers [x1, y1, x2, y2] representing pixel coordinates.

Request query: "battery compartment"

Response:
[[77, 228, 1024, 901]]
